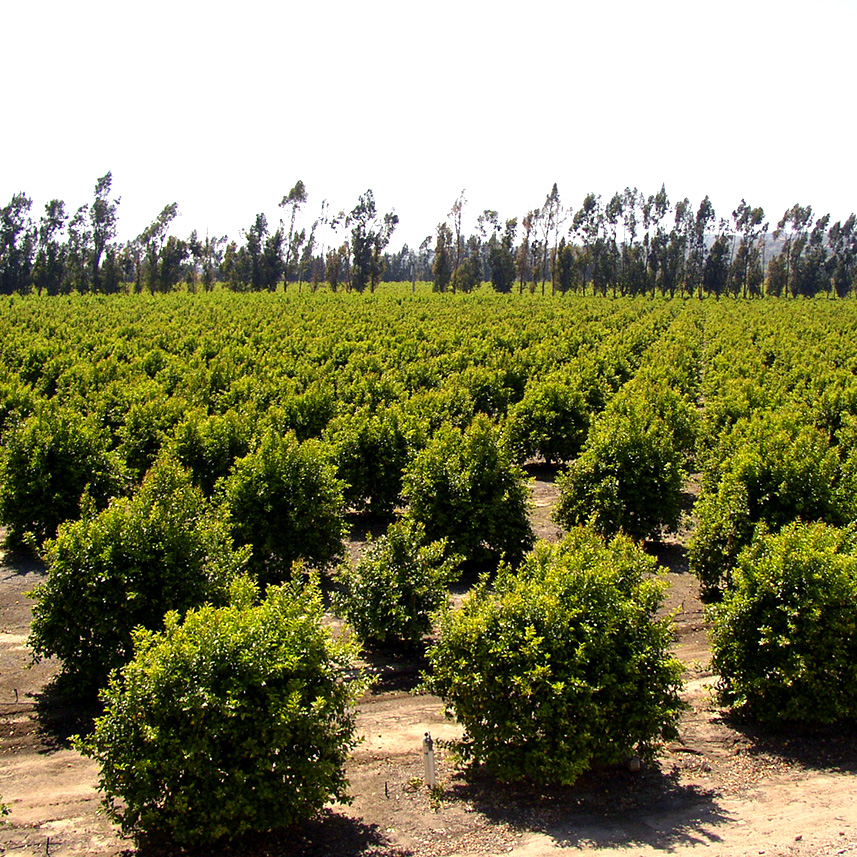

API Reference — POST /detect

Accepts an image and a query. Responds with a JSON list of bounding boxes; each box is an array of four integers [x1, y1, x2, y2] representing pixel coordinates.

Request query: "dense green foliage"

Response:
[[710, 521, 857, 723], [334, 519, 460, 647], [216, 430, 346, 584], [554, 379, 696, 541], [0, 403, 123, 546], [28, 458, 246, 692], [168, 407, 253, 495], [505, 376, 590, 464], [327, 405, 422, 517], [690, 410, 848, 598], [402, 415, 534, 565], [78, 577, 363, 845], [4, 291, 857, 738], [426, 528, 684, 785]]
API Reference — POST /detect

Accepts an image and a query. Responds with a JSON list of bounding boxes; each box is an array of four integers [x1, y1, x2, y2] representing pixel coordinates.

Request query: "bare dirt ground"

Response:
[[2, 471, 857, 856]]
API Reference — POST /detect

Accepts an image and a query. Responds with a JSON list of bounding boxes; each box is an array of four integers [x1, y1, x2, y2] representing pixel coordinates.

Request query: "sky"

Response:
[[3, 0, 855, 253]]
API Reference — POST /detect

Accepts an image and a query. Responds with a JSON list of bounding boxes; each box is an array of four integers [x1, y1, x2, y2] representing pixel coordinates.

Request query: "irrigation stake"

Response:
[[422, 732, 436, 788]]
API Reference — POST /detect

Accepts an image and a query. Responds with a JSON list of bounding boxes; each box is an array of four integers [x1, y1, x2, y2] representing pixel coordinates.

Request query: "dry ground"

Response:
[[2, 471, 857, 856]]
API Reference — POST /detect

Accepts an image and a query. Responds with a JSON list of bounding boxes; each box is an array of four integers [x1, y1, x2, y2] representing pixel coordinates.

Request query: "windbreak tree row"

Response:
[[3, 177, 855, 297]]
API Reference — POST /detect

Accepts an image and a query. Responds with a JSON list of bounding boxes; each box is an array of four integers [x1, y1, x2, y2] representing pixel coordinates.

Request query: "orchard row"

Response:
[[4, 289, 857, 842], [2, 290, 856, 558]]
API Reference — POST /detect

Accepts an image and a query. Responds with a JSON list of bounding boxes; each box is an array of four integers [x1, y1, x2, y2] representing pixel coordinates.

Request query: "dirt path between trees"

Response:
[[2, 474, 857, 856]]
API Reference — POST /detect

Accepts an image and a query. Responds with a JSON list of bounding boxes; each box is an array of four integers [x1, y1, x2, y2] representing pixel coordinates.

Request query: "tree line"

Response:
[[1, 175, 855, 298], [0, 176, 398, 296]]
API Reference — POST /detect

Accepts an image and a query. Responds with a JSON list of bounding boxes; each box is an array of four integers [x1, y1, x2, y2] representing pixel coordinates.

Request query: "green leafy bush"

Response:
[[264, 381, 338, 440], [117, 393, 189, 481], [77, 577, 364, 845], [169, 407, 253, 496], [504, 377, 589, 464], [457, 365, 516, 417], [687, 476, 755, 600], [426, 528, 684, 785], [689, 412, 842, 598], [710, 521, 857, 723], [0, 375, 36, 435], [334, 519, 460, 647], [554, 380, 694, 541], [0, 403, 123, 547], [699, 412, 840, 526], [834, 442, 857, 523], [29, 457, 245, 692], [217, 430, 345, 584], [402, 414, 533, 565], [327, 405, 423, 518], [403, 385, 475, 434]]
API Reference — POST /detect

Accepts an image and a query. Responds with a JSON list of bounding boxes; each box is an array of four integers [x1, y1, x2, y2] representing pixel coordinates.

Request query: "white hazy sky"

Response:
[[3, 0, 855, 252]]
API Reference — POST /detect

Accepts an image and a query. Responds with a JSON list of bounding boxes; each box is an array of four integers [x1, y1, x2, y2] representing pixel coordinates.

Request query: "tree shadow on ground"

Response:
[[717, 711, 857, 775], [522, 460, 562, 483], [346, 512, 393, 544], [358, 645, 428, 694], [32, 676, 101, 751], [133, 809, 413, 857], [444, 762, 731, 851], [646, 540, 690, 575], [0, 542, 46, 579], [447, 558, 498, 599]]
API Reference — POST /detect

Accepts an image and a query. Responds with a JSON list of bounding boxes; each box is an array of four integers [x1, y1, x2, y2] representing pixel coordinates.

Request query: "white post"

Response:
[[422, 731, 436, 788]]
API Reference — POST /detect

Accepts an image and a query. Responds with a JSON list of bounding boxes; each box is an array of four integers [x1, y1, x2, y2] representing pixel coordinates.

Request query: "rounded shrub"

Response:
[[0, 375, 36, 436], [710, 520, 857, 723], [327, 405, 422, 518], [504, 377, 590, 464], [690, 411, 843, 598], [217, 430, 346, 584], [77, 576, 364, 846], [29, 457, 246, 693], [168, 406, 253, 496], [554, 381, 694, 541], [401, 414, 533, 566], [263, 381, 338, 441], [334, 518, 460, 647], [687, 475, 755, 601], [0, 403, 123, 547], [457, 365, 515, 417], [117, 393, 189, 481], [426, 528, 684, 785]]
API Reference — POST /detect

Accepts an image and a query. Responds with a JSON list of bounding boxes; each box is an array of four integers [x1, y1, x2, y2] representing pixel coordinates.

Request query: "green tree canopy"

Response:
[[427, 528, 684, 785], [78, 576, 364, 845], [0, 403, 123, 547], [710, 521, 857, 723], [334, 518, 460, 648], [402, 415, 533, 566], [554, 379, 695, 541], [29, 457, 246, 692], [217, 431, 346, 583]]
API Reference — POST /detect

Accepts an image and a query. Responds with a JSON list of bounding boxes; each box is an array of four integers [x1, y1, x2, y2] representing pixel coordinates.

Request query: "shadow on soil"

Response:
[[346, 512, 392, 545], [134, 810, 413, 857], [647, 541, 690, 575], [359, 646, 429, 694], [522, 461, 561, 483], [32, 677, 101, 751], [445, 763, 731, 851], [0, 543, 46, 579], [719, 712, 857, 776]]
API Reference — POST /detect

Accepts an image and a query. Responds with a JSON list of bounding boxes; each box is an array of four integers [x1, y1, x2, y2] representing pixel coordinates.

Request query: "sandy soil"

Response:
[[2, 473, 857, 856]]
